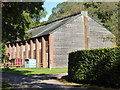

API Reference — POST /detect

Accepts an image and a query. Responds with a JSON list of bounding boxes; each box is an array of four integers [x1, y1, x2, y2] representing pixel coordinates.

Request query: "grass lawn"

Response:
[[2, 68, 68, 75]]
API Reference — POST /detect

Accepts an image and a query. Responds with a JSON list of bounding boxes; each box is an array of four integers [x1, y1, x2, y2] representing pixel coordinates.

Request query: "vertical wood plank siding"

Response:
[[88, 17, 114, 48], [53, 15, 84, 68]]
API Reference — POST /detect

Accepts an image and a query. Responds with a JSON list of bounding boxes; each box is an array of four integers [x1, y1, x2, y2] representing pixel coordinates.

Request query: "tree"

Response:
[[48, 2, 119, 46], [1, 2, 46, 63], [2, 2, 47, 43], [48, 2, 84, 21]]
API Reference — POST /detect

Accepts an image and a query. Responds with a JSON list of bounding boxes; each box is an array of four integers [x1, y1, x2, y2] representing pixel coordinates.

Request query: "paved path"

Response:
[[2, 73, 89, 89]]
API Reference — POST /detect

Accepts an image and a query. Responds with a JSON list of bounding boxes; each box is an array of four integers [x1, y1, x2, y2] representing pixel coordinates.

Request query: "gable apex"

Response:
[[26, 12, 115, 40], [81, 11, 88, 16]]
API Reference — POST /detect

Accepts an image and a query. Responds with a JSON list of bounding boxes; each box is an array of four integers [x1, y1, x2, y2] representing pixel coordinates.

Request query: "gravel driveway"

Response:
[[2, 73, 89, 89]]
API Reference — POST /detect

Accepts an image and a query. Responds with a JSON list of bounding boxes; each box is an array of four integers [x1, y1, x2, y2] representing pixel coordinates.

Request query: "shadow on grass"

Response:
[[61, 75, 119, 90], [2, 68, 32, 75], [2, 81, 14, 90]]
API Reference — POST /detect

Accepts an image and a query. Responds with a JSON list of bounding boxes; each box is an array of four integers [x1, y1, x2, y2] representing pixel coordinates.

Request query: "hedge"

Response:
[[68, 47, 120, 88]]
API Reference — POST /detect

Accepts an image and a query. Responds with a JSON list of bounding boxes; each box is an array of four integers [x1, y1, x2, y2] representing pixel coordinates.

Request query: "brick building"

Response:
[[6, 11, 116, 68]]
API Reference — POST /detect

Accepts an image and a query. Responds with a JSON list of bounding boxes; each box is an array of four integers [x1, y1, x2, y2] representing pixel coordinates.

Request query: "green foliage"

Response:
[[29, 21, 47, 28], [2, 2, 47, 43], [0, 42, 6, 62], [2, 2, 47, 62], [48, 2, 84, 21], [2, 81, 13, 90], [48, 2, 119, 46], [68, 47, 120, 88]]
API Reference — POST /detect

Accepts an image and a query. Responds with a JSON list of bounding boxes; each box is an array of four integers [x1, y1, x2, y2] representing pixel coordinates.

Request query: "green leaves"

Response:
[[68, 47, 120, 88], [2, 2, 46, 43], [48, 2, 119, 46]]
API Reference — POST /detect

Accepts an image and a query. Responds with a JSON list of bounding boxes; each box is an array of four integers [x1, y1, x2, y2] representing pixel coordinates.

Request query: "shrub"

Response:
[[68, 47, 120, 88]]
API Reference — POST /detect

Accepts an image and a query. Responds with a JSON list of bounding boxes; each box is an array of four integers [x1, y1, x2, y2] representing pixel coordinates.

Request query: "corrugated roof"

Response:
[[27, 18, 70, 38], [7, 13, 81, 44], [26, 13, 81, 38], [7, 12, 115, 44]]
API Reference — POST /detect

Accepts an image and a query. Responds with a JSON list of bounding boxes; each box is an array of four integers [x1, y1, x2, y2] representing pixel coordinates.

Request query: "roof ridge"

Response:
[[31, 12, 81, 29]]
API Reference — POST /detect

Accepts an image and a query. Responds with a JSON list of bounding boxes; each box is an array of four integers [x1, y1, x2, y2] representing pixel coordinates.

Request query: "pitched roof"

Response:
[[7, 13, 82, 43], [26, 13, 81, 38], [7, 12, 115, 44]]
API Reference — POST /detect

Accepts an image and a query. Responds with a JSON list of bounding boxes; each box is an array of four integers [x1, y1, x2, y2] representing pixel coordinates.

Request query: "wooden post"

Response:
[[9, 44, 12, 60], [16, 43, 20, 58], [9, 44, 13, 67], [36, 38, 40, 68], [11, 44, 15, 67], [42, 37, 46, 68], [25, 41, 29, 59], [48, 34, 54, 68], [21, 43, 24, 67], [12, 44, 15, 58], [30, 39, 34, 59]]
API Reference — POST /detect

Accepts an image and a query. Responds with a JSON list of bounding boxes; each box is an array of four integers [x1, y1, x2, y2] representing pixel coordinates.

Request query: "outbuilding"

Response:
[[6, 11, 116, 68]]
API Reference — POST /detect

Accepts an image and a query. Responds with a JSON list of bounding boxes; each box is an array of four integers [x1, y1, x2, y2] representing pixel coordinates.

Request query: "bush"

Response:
[[68, 47, 120, 88]]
